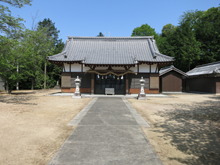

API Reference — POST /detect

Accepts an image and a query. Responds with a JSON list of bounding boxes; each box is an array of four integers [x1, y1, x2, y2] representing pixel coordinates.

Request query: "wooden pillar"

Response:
[[126, 74, 129, 94], [91, 73, 94, 94]]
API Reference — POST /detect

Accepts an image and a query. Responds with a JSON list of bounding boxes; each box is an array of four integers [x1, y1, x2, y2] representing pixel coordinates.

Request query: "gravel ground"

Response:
[[128, 94, 220, 165], [0, 89, 92, 165]]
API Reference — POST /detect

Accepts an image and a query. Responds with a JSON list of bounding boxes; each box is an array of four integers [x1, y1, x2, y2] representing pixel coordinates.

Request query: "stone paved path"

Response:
[[48, 98, 163, 165]]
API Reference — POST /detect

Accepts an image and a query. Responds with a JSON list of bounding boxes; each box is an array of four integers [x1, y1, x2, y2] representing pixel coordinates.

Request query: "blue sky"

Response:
[[7, 0, 220, 42]]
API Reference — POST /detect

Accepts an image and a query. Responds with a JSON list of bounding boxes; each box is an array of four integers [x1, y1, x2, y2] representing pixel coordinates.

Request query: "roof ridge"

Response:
[[160, 65, 174, 70], [67, 36, 154, 39], [160, 65, 187, 76], [195, 61, 220, 68], [155, 52, 175, 60]]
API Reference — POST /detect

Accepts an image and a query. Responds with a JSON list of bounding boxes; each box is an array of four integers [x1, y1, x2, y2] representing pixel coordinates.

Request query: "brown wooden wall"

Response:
[[185, 77, 217, 93], [61, 72, 160, 94], [160, 71, 182, 92], [216, 81, 220, 93], [128, 73, 159, 94]]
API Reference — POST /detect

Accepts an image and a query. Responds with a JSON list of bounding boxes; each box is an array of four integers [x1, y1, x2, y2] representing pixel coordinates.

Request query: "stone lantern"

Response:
[[72, 76, 81, 99], [138, 77, 147, 100]]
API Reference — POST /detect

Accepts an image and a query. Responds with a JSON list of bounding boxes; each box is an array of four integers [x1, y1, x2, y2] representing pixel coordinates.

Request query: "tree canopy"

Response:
[[131, 23, 159, 41], [97, 32, 104, 37]]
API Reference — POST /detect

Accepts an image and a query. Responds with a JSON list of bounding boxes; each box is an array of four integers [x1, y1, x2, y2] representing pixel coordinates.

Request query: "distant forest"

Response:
[[0, 0, 219, 93], [132, 6, 220, 72]]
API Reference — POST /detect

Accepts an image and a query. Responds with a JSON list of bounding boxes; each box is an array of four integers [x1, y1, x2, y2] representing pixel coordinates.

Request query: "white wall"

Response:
[[71, 64, 81, 72], [130, 67, 137, 73], [139, 64, 150, 73], [62, 63, 158, 73], [83, 66, 90, 72], [63, 63, 70, 72], [151, 64, 157, 73]]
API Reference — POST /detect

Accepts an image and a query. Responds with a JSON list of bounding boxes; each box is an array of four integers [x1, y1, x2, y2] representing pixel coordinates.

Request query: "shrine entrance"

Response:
[[94, 74, 125, 95]]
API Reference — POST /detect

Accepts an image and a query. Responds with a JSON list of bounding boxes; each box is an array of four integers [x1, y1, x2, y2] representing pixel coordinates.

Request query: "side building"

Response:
[[185, 61, 220, 94], [47, 36, 174, 95], [159, 65, 187, 93]]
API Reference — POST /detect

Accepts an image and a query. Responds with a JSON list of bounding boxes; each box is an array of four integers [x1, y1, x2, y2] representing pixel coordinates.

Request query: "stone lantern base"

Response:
[[72, 93, 81, 99], [72, 95, 81, 99], [138, 93, 147, 100]]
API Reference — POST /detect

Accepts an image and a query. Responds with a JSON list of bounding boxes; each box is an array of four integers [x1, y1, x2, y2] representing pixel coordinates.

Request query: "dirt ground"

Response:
[[0, 89, 92, 165], [128, 94, 220, 165]]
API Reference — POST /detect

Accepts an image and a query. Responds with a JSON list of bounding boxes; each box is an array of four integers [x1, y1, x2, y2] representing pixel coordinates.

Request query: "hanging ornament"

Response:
[[117, 76, 119, 80], [105, 76, 107, 79], [121, 75, 123, 79], [102, 76, 103, 79], [97, 74, 100, 79], [113, 75, 115, 79]]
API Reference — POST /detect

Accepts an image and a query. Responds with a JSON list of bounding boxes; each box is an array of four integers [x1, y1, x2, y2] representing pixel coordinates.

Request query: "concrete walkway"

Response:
[[48, 98, 163, 165]]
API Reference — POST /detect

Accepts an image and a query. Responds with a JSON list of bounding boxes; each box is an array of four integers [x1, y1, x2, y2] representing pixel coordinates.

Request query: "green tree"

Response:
[[161, 23, 177, 37], [21, 28, 54, 90], [131, 23, 159, 41], [37, 18, 64, 89], [0, 0, 32, 34], [0, 35, 26, 93], [97, 32, 104, 37], [195, 7, 220, 64], [0, 0, 32, 93]]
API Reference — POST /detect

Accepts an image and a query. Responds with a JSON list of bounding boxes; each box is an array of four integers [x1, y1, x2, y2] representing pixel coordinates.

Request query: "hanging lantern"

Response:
[[97, 74, 100, 79], [117, 76, 119, 80], [102, 76, 103, 79], [105, 75, 107, 79], [121, 75, 123, 79], [113, 75, 115, 79]]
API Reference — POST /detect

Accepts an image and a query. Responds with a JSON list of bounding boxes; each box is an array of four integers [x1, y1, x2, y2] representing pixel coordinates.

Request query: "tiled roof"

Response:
[[159, 65, 187, 76], [186, 61, 220, 76], [48, 36, 174, 65]]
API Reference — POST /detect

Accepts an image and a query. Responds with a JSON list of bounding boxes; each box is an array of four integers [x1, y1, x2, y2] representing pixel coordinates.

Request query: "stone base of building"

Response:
[[62, 87, 159, 94]]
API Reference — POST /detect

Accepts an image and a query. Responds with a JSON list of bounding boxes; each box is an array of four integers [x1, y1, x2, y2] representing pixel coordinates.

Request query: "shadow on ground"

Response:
[[154, 99, 220, 165], [11, 92, 36, 95], [0, 96, 37, 105]]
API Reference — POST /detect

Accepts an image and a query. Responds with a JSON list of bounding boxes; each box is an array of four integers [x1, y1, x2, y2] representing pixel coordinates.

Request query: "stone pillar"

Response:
[[72, 76, 81, 99], [126, 75, 129, 95], [91, 73, 94, 95], [138, 77, 147, 100]]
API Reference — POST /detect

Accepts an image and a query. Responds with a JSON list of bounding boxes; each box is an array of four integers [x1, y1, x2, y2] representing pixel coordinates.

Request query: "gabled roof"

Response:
[[159, 65, 187, 77], [186, 61, 220, 76], [48, 36, 174, 65]]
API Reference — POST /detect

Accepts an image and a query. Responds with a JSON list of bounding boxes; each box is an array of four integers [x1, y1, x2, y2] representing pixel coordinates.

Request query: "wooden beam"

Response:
[[124, 66, 128, 70], [88, 65, 93, 70], [150, 64, 151, 73]]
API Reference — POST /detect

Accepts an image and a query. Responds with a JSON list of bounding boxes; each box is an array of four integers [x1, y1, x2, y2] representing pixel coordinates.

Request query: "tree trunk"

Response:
[[44, 62, 46, 89], [6, 79, 9, 94], [31, 77, 34, 90]]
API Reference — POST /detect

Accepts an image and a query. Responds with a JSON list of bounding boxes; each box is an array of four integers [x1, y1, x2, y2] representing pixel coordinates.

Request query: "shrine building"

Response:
[[47, 36, 174, 95]]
